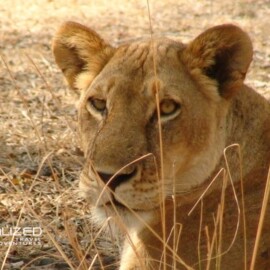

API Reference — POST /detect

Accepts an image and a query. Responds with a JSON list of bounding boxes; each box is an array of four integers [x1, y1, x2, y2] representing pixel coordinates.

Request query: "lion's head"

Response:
[[53, 22, 252, 227]]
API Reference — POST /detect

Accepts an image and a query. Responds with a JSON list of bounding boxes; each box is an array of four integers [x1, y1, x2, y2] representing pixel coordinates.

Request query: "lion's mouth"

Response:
[[101, 195, 148, 213], [104, 197, 127, 209]]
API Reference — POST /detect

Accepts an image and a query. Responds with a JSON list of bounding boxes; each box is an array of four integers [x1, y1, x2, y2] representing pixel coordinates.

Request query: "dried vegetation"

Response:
[[0, 0, 270, 269]]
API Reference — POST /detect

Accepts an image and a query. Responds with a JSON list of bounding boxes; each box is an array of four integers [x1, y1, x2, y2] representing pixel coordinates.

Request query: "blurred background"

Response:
[[0, 0, 270, 269]]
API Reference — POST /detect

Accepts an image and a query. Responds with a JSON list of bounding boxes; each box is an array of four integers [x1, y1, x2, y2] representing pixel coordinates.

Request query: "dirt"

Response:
[[0, 0, 270, 269]]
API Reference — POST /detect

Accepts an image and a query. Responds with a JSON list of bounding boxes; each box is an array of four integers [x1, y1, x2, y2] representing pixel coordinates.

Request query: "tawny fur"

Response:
[[53, 22, 270, 270]]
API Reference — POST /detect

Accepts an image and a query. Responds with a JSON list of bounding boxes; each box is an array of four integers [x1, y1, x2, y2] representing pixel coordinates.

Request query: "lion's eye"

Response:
[[160, 99, 180, 117], [87, 98, 107, 113]]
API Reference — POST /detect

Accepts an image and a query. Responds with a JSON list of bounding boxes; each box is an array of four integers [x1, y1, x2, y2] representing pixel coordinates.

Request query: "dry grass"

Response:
[[1, 0, 270, 269]]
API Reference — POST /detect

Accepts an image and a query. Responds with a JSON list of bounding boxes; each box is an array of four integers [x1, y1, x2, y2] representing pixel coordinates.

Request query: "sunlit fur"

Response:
[[53, 22, 270, 269]]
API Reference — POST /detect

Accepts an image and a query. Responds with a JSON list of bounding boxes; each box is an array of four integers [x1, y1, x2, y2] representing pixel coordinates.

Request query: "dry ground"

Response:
[[0, 0, 270, 269]]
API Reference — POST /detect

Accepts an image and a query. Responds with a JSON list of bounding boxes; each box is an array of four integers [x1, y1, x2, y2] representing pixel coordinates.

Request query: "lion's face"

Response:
[[78, 41, 223, 211], [53, 22, 252, 225]]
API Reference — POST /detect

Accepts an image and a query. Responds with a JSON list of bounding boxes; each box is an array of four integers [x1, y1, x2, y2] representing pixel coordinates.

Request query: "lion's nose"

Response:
[[97, 166, 138, 191]]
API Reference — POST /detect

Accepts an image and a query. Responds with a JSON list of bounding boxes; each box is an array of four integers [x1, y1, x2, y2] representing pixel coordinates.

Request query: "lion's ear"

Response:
[[52, 21, 115, 89], [182, 24, 253, 98]]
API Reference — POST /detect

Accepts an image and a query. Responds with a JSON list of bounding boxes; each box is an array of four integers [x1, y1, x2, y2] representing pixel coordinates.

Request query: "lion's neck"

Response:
[[223, 85, 270, 179], [177, 87, 270, 204]]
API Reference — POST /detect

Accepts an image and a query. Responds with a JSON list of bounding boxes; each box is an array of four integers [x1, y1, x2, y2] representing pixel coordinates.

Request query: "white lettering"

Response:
[[13, 227, 22, 236], [0, 226, 42, 237], [32, 227, 43, 237]]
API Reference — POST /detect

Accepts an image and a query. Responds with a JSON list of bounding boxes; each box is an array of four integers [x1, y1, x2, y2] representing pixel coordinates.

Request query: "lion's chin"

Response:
[[91, 203, 155, 234]]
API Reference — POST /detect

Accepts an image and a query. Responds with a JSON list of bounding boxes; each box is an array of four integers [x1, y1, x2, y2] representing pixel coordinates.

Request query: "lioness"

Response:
[[53, 22, 270, 269]]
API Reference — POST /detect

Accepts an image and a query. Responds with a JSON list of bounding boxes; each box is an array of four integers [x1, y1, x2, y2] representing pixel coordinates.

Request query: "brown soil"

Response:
[[0, 0, 270, 269]]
